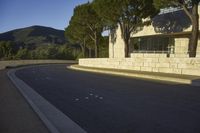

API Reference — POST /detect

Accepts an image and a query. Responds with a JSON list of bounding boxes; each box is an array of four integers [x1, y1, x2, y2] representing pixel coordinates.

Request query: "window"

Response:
[[130, 36, 175, 53]]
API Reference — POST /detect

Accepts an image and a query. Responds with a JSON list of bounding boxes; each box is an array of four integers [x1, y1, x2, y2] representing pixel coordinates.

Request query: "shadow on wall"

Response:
[[152, 9, 191, 34], [110, 25, 144, 45], [110, 28, 117, 44]]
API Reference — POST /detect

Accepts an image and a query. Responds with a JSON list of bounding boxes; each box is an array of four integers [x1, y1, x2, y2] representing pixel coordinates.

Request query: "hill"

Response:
[[0, 26, 67, 47]]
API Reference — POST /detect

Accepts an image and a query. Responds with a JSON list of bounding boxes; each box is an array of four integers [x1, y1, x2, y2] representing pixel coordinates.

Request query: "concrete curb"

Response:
[[0, 60, 77, 70], [68, 65, 200, 86], [7, 66, 87, 133]]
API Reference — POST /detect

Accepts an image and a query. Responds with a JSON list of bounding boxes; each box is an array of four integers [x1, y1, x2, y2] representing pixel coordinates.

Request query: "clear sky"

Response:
[[0, 0, 90, 33]]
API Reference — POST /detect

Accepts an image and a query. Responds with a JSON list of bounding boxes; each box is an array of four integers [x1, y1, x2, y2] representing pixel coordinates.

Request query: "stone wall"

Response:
[[100, 37, 200, 76], [79, 56, 200, 76], [172, 38, 189, 57], [0, 60, 77, 70], [109, 25, 125, 58], [197, 41, 200, 57]]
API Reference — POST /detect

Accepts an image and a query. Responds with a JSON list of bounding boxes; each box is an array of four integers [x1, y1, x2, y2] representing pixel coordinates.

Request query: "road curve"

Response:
[[15, 64, 200, 133]]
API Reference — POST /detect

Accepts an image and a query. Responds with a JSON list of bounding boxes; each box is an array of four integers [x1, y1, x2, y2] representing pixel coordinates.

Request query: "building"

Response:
[[79, 6, 200, 76], [109, 6, 200, 58]]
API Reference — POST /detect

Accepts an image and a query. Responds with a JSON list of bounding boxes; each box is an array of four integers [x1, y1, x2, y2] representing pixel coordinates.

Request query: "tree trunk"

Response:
[[189, 3, 199, 57], [80, 44, 85, 58], [94, 32, 98, 58], [89, 47, 92, 58], [83, 38, 86, 58], [124, 37, 130, 57], [119, 23, 131, 57], [94, 40, 98, 58]]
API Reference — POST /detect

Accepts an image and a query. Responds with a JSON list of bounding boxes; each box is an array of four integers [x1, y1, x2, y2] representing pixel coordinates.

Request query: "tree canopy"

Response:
[[0, 40, 76, 60], [93, 0, 158, 57], [65, 2, 104, 58], [154, 0, 199, 57]]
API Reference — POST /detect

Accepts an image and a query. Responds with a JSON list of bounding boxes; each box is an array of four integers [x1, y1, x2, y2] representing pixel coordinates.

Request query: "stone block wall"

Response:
[[197, 41, 200, 57], [174, 38, 189, 57], [79, 55, 200, 76], [109, 25, 125, 58]]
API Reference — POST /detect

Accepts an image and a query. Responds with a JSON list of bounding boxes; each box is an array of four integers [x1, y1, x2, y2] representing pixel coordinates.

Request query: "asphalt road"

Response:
[[16, 64, 200, 133]]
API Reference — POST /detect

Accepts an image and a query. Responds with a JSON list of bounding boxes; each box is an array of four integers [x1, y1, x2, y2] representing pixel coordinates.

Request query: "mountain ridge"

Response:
[[0, 25, 67, 46]]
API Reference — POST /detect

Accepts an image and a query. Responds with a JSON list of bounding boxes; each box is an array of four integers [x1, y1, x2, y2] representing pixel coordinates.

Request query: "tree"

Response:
[[154, 0, 199, 57], [99, 36, 109, 58], [57, 44, 75, 60], [0, 41, 4, 59], [15, 48, 29, 59], [46, 46, 58, 59], [65, 21, 88, 58], [93, 0, 157, 57], [0, 41, 15, 59], [66, 3, 103, 58]]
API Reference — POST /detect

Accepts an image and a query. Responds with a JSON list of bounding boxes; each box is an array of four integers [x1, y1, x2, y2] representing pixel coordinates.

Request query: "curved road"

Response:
[[16, 64, 200, 133]]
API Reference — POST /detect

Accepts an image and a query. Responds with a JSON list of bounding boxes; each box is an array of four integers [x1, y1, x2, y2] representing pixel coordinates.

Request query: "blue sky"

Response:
[[0, 0, 90, 33]]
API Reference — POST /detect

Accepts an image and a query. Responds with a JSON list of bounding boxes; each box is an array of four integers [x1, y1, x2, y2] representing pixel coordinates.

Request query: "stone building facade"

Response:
[[79, 6, 200, 76]]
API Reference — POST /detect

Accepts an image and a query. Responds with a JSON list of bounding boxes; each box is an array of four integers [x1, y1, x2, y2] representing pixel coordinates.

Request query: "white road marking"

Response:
[[75, 98, 79, 101], [99, 97, 103, 100], [85, 97, 89, 99]]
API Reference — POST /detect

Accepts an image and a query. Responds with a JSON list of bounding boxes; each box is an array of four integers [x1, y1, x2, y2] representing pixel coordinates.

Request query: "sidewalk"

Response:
[[0, 69, 50, 133], [69, 65, 200, 86]]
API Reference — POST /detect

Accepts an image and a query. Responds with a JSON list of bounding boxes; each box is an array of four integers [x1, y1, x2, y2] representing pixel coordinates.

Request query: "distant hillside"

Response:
[[0, 26, 67, 47]]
